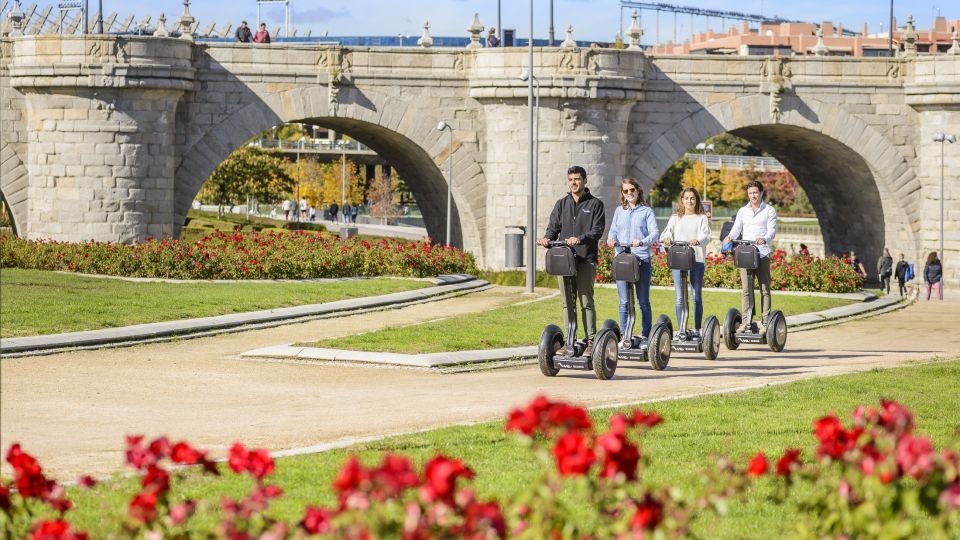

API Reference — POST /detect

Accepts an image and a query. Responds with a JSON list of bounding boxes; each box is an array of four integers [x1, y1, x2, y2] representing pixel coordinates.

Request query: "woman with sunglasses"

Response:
[[660, 187, 711, 339], [606, 178, 659, 342]]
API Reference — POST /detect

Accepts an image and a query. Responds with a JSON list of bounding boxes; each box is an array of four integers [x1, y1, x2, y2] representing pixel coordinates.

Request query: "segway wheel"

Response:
[[656, 314, 673, 335], [600, 319, 622, 342], [767, 310, 788, 353], [538, 324, 563, 377], [702, 316, 721, 360], [723, 308, 741, 351], [647, 323, 671, 371], [592, 329, 618, 380]]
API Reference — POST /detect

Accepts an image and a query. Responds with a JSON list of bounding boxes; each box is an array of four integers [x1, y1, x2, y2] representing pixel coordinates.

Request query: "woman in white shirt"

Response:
[[606, 178, 659, 339], [659, 188, 711, 338]]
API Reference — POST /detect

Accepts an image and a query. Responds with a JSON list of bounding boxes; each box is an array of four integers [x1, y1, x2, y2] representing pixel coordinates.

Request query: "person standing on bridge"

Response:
[[487, 27, 500, 47], [235, 21, 253, 43], [723, 180, 777, 336], [539, 166, 606, 352], [254, 23, 271, 44]]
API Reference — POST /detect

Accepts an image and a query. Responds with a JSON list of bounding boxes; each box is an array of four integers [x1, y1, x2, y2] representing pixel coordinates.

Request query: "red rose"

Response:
[[245, 449, 275, 481], [371, 453, 419, 499], [630, 410, 664, 429], [459, 500, 507, 538], [775, 448, 801, 477], [895, 435, 935, 479], [30, 519, 88, 540], [553, 431, 597, 477], [77, 475, 97, 489], [301, 506, 334, 534], [128, 491, 158, 524], [878, 399, 914, 436], [940, 484, 960, 510], [333, 456, 369, 494], [168, 500, 197, 526], [630, 493, 664, 531], [746, 451, 769, 477], [142, 465, 170, 495], [421, 455, 475, 503], [596, 431, 639, 480]]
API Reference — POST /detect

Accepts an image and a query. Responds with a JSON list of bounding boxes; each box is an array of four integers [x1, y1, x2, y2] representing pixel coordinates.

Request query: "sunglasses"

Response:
[[622, 187, 637, 194]]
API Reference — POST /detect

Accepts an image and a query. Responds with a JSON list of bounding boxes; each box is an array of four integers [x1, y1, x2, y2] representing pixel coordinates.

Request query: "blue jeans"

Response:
[[616, 258, 652, 338], [672, 262, 705, 331]]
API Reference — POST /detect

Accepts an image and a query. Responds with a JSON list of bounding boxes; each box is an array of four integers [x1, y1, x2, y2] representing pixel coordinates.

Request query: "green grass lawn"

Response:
[[305, 287, 855, 353], [0, 269, 428, 338], [58, 359, 960, 538]]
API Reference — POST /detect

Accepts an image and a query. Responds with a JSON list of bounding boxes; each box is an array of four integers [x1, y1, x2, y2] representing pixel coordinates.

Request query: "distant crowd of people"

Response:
[[278, 199, 360, 224]]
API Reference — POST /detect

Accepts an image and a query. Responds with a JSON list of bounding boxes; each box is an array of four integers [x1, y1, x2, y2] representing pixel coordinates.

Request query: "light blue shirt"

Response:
[[607, 204, 659, 260]]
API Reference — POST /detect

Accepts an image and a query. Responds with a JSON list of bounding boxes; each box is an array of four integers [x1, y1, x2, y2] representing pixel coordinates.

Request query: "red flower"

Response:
[[29, 519, 88, 540], [301, 506, 334, 534], [459, 500, 507, 538], [6, 443, 53, 500], [168, 500, 197, 526], [142, 465, 170, 495], [506, 396, 593, 437], [128, 491, 159, 524], [630, 493, 664, 531], [775, 448, 801, 477], [596, 431, 639, 480], [813, 415, 861, 459], [631, 409, 664, 429], [421, 455, 475, 503], [246, 448, 275, 480], [553, 431, 597, 476], [895, 435, 935, 479], [77, 475, 97, 489], [940, 484, 960, 510], [333, 456, 369, 494], [746, 451, 769, 477], [370, 453, 419, 499], [878, 399, 914, 436]]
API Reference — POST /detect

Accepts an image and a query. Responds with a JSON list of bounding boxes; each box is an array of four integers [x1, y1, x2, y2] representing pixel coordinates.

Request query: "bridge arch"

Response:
[[628, 93, 921, 267], [173, 85, 485, 253], [0, 139, 27, 236]]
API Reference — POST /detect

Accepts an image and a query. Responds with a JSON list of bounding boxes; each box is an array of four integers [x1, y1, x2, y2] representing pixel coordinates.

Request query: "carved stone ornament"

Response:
[[115, 38, 130, 63], [585, 49, 600, 74], [769, 85, 783, 123], [562, 102, 579, 131], [561, 24, 576, 49], [417, 20, 433, 48], [453, 51, 465, 72], [886, 63, 901, 81], [328, 71, 343, 116], [627, 9, 643, 50], [154, 13, 169, 37], [466, 13, 484, 49]]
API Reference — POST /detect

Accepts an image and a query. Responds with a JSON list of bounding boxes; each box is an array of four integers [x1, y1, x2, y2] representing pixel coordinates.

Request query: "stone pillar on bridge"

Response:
[[8, 36, 193, 242], [907, 56, 960, 288]]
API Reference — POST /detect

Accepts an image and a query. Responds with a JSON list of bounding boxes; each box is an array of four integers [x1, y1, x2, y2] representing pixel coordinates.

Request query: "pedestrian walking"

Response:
[[850, 251, 867, 281], [329, 202, 339, 223], [254, 23, 271, 44], [876, 248, 893, 294], [924, 251, 943, 300], [299, 198, 307, 219], [235, 20, 253, 43], [281, 199, 291, 221], [894, 253, 909, 297], [308, 206, 316, 222], [350, 204, 359, 223]]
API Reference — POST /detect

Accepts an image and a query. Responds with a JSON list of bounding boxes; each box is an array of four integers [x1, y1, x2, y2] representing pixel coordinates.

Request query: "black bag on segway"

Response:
[[734, 244, 760, 270], [667, 245, 695, 271], [612, 252, 642, 282], [545, 247, 576, 276]]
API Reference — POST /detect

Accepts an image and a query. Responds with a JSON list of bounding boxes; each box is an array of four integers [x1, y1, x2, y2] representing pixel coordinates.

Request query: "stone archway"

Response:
[[628, 93, 921, 267], [173, 85, 486, 255], [0, 139, 27, 236]]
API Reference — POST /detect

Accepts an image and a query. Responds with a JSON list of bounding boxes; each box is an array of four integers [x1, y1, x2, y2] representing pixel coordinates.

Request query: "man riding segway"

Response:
[[539, 166, 605, 355]]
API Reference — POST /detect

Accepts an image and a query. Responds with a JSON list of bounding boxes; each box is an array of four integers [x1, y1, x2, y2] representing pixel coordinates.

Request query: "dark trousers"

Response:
[[880, 273, 891, 294], [898, 278, 906, 297], [559, 261, 597, 342], [740, 256, 772, 325]]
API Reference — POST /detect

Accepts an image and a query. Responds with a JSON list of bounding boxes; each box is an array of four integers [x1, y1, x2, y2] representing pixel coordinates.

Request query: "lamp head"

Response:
[[437, 120, 449, 131], [519, 69, 530, 82], [707, 143, 715, 151], [933, 132, 946, 142], [695, 142, 707, 151], [948, 134, 957, 144]]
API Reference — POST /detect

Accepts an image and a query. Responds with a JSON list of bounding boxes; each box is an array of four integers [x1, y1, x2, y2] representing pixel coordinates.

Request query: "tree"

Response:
[[649, 158, 692, 207], [320, 159, 365, 207], [703, 133, 764, 157], [368, 171, 403, 223], [197, 147, 294, 217]]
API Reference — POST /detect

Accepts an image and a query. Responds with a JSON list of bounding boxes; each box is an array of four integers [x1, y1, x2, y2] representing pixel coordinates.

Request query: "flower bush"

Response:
[[2, 398, 956, 539], [0, 232, 477, 280], [596, 245, 863, 293]]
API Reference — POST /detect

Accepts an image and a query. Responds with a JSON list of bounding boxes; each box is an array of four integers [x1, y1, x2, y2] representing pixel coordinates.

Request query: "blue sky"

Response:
[[24, 1, 957, 43]]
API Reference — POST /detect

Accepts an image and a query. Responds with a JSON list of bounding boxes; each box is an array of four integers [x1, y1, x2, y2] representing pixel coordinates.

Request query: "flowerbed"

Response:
[[2, 398, 957, 539], [596, 245, 863, 293], [0, 232, 477, 280]]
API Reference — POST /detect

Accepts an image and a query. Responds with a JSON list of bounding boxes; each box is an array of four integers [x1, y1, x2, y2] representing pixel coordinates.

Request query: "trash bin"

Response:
[[340, 226, 359, 239], [505, 227, 525, 268]]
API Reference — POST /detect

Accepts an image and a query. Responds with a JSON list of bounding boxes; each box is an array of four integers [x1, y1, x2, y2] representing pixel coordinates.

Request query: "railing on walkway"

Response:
[[683, 153, 786, 172], [248, 138, 376, 155]]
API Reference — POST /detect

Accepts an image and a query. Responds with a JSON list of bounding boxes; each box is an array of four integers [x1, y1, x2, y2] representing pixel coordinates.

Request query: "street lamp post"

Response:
[[295, 137, 305, 230], [520, 68, 540, 262], [341, 145, 347, 225], [695, 142, 715, 200], [437, 121, 454, 246], [526, 0, 535, 293], [933, 131, 956, 281]]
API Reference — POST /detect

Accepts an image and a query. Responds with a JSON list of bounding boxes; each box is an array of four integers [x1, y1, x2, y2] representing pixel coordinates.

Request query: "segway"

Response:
[[590, 244, 672, 377], [659, 241, 721, 360], [538, 241, 619, 379], [722, 239, 787, 352]]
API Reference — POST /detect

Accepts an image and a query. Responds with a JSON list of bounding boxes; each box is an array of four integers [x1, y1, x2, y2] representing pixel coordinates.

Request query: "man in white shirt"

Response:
[[723, 181, 778, 335]]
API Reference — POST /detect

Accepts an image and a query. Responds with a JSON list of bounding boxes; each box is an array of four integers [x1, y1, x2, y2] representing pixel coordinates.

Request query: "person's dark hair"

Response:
[[619, 178, 645, 209], [927, 251, 940, 265], [746, 180, 764, 194], [567, 166, 587, 180], [241, 20, 248, 25], [675, 187, 703, 217]]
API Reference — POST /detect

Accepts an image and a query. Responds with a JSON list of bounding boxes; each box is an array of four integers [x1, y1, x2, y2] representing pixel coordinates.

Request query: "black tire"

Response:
[[767, 310, 788, 353], [600, 319, 621, 342], [703, 316, 721, 360], [656, 314, 673, 335], [592, 329, 618, 380], [723, 308, 741, 351], [538, 325, 563, 376], [647, 323, 671, 371]]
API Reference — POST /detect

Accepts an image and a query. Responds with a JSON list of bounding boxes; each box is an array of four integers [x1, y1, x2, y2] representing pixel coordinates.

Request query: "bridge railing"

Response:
[[683, 153, 786, 172], [248, 138, 374, 154]]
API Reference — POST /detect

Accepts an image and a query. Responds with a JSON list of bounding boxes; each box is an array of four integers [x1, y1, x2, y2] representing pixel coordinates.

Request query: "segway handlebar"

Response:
[[731, 239, 757, 246], [542, 240, 571, 248], [666, 240, 692, 247]]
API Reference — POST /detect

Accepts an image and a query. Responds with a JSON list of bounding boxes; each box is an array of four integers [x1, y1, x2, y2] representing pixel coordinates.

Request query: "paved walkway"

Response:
[[1, 291, 957, 480]]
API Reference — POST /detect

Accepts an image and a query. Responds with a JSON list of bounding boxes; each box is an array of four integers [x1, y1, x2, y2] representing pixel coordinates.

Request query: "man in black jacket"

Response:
[[235, 21, 253, 43], [539, 166, 606, 349]]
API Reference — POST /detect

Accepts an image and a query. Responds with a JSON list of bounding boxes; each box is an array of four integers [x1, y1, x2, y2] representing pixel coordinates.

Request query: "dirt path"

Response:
[[2, 290, 958, 480]]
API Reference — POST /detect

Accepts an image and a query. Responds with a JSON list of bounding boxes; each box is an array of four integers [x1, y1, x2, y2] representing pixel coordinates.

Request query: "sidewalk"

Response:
[[0, 275, 487, 356]]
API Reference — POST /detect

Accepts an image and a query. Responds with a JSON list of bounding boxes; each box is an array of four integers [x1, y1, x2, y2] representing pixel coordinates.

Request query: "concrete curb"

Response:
[[0, 275, 488, 357], [240, 294, 911, 369]]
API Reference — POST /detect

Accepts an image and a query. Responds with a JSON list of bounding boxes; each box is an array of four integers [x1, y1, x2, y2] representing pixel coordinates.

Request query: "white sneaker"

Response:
[[736, 322, 749, 333]]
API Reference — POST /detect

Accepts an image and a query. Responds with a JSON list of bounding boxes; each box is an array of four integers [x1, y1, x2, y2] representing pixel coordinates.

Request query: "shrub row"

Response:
[[0, 232, 477, 280]]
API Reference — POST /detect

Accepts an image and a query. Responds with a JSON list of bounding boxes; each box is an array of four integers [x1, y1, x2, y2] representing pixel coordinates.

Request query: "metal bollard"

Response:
[[505, 227, 525, 268]]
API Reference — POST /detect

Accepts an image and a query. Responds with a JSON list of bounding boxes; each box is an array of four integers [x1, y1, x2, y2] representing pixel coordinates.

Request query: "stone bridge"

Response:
[[1, 36, 958, 284]]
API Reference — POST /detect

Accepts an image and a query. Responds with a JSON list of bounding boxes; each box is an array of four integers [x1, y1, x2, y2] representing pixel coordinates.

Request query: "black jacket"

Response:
[[544, 189, 605, 263], [236, 26, 253, 43], [925, 262, 942, 284], [895, 260, 909, 281]]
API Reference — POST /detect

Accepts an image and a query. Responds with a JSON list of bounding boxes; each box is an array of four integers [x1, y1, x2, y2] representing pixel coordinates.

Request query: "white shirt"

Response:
[[729, 201, 778, 257], [659, 213, 711, 263]]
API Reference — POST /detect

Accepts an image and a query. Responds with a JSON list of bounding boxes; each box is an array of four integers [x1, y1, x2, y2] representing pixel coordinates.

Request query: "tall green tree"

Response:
[[197, 147, 294, 217]]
